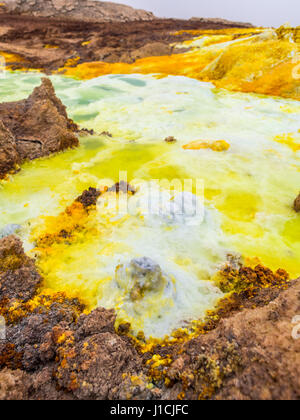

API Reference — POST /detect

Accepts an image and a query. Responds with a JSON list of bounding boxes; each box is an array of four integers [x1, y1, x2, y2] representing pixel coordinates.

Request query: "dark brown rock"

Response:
[[76, 187, 101, 208], [4, 303, 79, 371], [294, 193, 300, 212], [73, 307, 116, 339], [0, 235, 42, 302], [0, 78, 79, 164], [161, 279, 300, 400], [0, 121, 19, 178], [54, 309, 148, 400]]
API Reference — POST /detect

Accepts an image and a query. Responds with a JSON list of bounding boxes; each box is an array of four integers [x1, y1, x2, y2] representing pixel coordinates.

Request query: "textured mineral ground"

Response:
[[0, 0, 300, 402], [0, 234, 299, 400], [0, 0, 252, 72]]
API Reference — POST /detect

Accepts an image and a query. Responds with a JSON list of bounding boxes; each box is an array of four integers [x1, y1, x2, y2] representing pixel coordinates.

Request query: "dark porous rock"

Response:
[[54, 308, 149, 400], [0, 121, 19, 178], [0, 235, 42, 302], [76, 187, 101, 208], [73, 307, 116, 340], [160, 278, 300, 401]]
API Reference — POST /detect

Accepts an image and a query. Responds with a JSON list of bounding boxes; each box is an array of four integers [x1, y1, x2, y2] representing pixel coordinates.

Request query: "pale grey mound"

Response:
[[115, 257, 168, 300], [0, 224, 21, 239]]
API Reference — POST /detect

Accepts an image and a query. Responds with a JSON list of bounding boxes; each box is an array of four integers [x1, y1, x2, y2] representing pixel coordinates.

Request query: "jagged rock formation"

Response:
[[3, 0, 155, 22], [0, 78, 79, 178]]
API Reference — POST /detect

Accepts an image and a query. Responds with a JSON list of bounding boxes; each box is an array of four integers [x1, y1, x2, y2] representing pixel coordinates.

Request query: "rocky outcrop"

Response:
[[3, 0, 155, 22], [0, 306, 152, 399], [53, 308, 149, 400], [0, 78, 79, 177], [161, 278, 300, 400]]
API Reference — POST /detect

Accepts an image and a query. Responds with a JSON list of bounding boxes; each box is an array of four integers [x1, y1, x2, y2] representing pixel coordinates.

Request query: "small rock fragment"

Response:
[[294, 193, 300, 212], [76, 187, 101, 208], [100, 131, 113, 138], [115, 257, 167, 300]]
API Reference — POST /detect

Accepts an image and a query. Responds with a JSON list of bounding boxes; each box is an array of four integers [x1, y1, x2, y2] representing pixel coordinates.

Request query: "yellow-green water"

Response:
[[0, 71, 299, 337]]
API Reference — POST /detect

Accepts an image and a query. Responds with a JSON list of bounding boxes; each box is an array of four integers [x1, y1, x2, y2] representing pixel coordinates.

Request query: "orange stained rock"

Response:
[[182, 140, 230, 151]]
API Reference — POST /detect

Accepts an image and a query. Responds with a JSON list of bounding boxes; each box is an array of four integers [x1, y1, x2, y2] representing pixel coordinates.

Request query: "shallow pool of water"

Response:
[[0, 71, 299, 337]]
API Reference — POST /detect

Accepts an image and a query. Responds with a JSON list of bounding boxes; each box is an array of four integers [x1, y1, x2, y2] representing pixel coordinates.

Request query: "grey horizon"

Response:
[[100, 0, 299, 27]]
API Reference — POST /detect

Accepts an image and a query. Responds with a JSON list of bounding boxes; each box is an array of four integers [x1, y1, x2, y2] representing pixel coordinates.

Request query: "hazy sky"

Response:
[[102, 0, 300, 27]]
